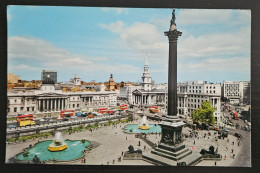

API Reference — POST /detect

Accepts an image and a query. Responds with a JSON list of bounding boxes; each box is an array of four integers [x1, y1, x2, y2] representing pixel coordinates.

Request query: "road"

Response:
[[6, 114, 126, 136], [222, 105, 251, 167]]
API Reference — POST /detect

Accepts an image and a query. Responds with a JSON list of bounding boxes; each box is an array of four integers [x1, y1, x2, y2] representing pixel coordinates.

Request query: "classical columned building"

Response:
[[7, 78, 117, 118]]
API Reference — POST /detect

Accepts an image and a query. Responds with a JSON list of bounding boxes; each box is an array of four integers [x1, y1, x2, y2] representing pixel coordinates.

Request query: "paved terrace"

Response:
[[6, 114, 248, 166]]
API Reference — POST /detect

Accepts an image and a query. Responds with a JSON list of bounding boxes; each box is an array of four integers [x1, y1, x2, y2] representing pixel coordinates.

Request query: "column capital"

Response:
[[164, 29, 182, 42]]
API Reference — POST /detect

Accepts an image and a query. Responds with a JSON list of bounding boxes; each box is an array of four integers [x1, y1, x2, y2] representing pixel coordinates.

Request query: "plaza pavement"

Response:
[[5, 116, 244, 166]]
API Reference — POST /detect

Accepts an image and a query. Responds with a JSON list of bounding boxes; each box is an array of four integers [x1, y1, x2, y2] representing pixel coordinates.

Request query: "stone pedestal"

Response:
[[142, 116, 202, 166]]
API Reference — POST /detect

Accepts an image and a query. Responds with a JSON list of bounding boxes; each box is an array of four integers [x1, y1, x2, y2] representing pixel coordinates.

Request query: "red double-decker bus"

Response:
[[98, 108, 108, 114], [120, 104, 128, 110], [17, 114, 35, 127], [98, 108, 114, 114], [60, 110, 75, 118], [149, 106, 158, 113]]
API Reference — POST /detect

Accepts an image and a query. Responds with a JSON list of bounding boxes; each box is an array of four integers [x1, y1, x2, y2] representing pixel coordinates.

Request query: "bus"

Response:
[[233, 112, 239, 120], [120, 104, 128, 111], [17, 114, 36, 127], [60, 110, 75, 118], [149, 106, 159, 113], [98, 108, 114, 114]]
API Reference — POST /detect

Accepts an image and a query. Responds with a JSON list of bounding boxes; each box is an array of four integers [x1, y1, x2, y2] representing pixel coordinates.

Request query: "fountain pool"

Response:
[[15, 140, 91, 162], [125, 124, 161, 134]]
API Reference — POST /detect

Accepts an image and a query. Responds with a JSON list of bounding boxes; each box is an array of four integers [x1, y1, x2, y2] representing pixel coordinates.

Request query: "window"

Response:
[[14, 107, 17, 112], [73, 104, 75, 108], [77, 104, 79, 107], [20, 107, 23, 111], [27, 107, 30, 111], [32, 107, 34, 111]]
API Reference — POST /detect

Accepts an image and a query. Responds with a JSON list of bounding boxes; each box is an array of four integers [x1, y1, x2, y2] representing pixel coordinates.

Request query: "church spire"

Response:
[[145, 52, 149, 66], [142, 53, 152, 91]]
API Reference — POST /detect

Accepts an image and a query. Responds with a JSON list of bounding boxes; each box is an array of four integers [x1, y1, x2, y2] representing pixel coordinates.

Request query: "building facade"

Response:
[[222, 81, 250, 104], [41, 70, 57, 83], [8, 73, 21, 84], [177, 81, 221, 121], [7, 77, 117, 118]]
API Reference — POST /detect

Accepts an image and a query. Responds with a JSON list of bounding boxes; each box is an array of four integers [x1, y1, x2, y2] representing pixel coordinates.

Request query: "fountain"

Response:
[[48, 132, 67, 152], [14, 139, 91, 162], [139, 115, 150, 130]]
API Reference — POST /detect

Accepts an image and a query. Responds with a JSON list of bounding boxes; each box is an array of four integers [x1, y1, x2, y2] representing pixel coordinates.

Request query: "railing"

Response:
[[6, 114, 124, 135]]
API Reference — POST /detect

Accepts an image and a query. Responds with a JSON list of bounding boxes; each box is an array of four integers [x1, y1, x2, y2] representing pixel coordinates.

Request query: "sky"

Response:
[[7, 6, 251, 83]]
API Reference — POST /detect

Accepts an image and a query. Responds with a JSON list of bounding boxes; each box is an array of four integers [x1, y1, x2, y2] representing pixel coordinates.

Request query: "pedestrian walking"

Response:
[[224, 154, 227, 160], [83, 158, 86, 163], [231, 148, 234, 153], [144, 145, 146, 150], [194, 140, 195, 145], [215, 161, 217, 166], [122, 151, 124, 156]]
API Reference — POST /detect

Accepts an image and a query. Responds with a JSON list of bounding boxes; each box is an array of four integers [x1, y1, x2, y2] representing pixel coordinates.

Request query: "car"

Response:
[[63, 118, 69, 121], [235, 133, 242, 138], [223, 129, 229, 133], [8, 124, 17, 128]]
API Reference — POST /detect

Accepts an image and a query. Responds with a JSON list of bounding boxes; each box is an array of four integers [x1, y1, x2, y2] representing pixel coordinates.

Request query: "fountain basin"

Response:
[[15, 140, 91, 162], [125, 124, 161, 134]]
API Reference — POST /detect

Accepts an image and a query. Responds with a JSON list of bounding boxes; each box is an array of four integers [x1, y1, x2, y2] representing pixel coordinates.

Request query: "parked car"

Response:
[[8, 124, 17, 128]]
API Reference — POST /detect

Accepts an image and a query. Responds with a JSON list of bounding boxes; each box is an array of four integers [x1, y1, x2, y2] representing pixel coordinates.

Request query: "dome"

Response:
[[42, 77, 55, 84]]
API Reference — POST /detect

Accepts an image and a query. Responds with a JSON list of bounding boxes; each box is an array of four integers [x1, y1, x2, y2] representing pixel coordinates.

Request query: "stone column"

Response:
[[57, 98, 60, 111], [165, 15, 182, 116], [54, 99, 56, 111], [37, 99, 40, 112]]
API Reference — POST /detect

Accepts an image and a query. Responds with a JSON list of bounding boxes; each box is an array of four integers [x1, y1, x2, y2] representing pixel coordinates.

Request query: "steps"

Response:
[[142, 144, 202, 166], [151, 148, 192, 161]]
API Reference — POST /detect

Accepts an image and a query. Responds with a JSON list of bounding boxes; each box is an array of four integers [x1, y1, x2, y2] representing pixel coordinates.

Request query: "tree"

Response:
[[192, 101, 216, 124]]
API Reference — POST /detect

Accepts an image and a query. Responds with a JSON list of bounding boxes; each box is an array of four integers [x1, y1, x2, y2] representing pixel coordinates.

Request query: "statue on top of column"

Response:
[[170, 9, 176, 26], [169, 9, 177, 31]]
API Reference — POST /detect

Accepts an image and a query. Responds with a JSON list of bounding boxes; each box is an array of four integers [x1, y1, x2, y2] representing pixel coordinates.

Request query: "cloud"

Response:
[[100, 21, 168, 65], [177, 9, 233, 25], [179, 26, 250, 58], [8, 36, 141, 78], [179, 57, 250, 72], [8, 64, 41, 71], [100, 7, 128, 14]]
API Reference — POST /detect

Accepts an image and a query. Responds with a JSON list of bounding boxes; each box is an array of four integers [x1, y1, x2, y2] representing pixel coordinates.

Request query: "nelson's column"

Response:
[[142, 9, 202, 166]]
